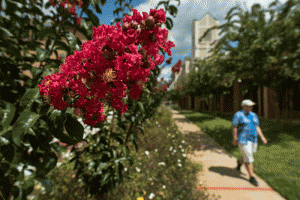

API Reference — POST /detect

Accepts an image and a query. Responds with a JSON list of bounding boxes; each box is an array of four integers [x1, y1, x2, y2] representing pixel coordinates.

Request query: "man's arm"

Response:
[[233, 126, 238, 140], [233, 126, 238, 146], [256, 126, 268, 144]]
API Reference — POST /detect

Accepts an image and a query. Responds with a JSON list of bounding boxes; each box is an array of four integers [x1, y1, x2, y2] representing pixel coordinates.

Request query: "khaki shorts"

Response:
[[238, 141, 257, 163]]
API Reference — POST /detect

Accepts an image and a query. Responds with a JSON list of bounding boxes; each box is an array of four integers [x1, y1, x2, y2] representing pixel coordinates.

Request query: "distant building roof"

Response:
[[197, 12, 220, 22]]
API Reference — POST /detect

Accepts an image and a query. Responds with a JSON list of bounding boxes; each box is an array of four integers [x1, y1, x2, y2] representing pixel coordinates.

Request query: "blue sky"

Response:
[[2, 0, 287, 82]]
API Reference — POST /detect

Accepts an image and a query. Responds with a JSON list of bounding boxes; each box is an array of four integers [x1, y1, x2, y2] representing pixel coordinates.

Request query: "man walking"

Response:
[[232, 99, 268, 186]]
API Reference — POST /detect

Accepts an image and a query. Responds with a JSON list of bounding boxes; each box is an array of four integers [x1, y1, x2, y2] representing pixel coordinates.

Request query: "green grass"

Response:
[[31, 104, 212, 200], [171, 105, 300, 200]]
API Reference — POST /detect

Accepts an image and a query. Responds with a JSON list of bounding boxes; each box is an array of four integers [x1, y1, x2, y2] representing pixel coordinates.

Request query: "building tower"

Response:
[[191, 12, 221, 71], [169, 13, 221, 90]]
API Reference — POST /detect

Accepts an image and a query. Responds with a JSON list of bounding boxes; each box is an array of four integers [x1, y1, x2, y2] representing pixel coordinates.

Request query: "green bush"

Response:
[[31, 104, 209, 200]]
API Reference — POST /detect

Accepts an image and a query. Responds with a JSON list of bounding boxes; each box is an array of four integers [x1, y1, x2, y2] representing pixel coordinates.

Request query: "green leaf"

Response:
[[168, 5, 178, 17], [96, 163, 109, 172], [112, 149, 117, 159], [55, 40, 71, 55], [64, 113, 84, 142], [36, 152, 58, 177], [91, 0, 102, 14], [113, 8, 123, 16], [16, 168, 24, 182], [100, 0, 106, 6], [115, 161, 123, 183], [110, 133, 124, 145], [12, 111, 40, 146], [20, 87, 40, 112], [84, 8, 99, 26], [122, 146, 129, 157], [0, 127, 12, 141], [130, 134, 138, 152], [36, 27, 53, 41], [165, 17, 173, 30], [67, 32, 81, 53], [137, 102, 144, 112], [36, 47, 47, 62], [78, 18, 93, 39], [125, 3, 133, 11], [127, 156, 134, 166], [101, 172, 111, 186], [0, 27, 13, 37], [47, 110, 77, 145], [0, 102, 16, 128], [136, 125, 144, 136], [11, 145, 23, 165], [22, 175, 35, 196], [144, 88, 151, 94]]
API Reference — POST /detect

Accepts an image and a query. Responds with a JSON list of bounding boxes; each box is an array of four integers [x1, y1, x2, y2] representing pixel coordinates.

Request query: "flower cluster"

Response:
[[38, 9, 175, 126], [151, 79, 171, 94], [49, 0, 83, 24], [165, 57, 172, 64], [171, 59, 182, 73]]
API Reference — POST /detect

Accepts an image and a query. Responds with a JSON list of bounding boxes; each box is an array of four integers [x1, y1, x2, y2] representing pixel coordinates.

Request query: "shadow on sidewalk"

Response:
[[209, 166, 248, 181], [184, 131, 234, 157]]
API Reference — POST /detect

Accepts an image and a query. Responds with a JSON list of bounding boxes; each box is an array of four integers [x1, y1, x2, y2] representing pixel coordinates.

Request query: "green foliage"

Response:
[[1, 0, 181, 199], [165, 88, 186, 102], [31, 104, 209, 200], [190, 0, 300, 99]]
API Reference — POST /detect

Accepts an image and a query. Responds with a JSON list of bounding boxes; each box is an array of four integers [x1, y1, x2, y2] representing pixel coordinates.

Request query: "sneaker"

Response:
[[235, 160, 241, 172], [249, 176, 259, 186]]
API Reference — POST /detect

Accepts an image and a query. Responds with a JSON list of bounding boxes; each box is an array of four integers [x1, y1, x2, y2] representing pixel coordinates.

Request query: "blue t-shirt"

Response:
[[232, 110, 259, 145]]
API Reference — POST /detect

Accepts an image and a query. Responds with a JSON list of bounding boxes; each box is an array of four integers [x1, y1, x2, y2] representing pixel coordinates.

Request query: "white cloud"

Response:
[[159, 67, 172, 77]]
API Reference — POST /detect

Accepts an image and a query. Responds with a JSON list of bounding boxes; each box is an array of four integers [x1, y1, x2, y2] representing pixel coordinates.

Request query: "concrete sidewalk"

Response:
[[169, 108, 286, 200]]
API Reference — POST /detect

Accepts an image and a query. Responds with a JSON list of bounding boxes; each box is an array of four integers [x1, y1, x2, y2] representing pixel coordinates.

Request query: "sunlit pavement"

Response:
[[168, 107, 286, 200]]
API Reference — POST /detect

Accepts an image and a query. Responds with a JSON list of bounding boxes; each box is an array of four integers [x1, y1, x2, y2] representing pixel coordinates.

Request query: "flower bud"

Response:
[[122, 22, 130, 31], [146, 16, 155, 26], [130, 21, 138, 30], [166, 57, 172, 64], [138, 48, 148, 61], [140, 20, 146, 29]]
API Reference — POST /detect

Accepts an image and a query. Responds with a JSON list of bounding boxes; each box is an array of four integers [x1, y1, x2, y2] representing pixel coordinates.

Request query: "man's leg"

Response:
[[241, 142, 259, 186], [244, 162, 255, 177]]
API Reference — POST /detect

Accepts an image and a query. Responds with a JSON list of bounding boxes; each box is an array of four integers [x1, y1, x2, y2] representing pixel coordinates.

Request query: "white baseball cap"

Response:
[[241, 99, 256, 106]]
